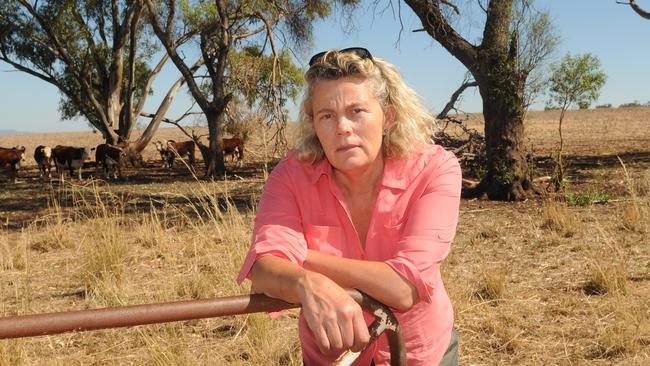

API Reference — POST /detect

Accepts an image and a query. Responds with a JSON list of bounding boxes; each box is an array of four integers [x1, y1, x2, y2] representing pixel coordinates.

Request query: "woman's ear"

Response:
[[383, 105, 396, 129]]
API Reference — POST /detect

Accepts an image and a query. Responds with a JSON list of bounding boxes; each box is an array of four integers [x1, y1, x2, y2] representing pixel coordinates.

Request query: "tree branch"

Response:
[[145, 0, 210, 112], [617, 0, 650, 19], [403, 0, 478, 70], [437, 78, 479, 119]]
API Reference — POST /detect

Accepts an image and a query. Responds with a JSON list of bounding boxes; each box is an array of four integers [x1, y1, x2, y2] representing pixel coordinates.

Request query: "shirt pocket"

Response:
[[303, 224, 343, 257], [378, 221, 405, 256]]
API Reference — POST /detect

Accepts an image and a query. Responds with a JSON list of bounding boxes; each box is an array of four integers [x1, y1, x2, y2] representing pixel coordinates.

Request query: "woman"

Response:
[[237, 48, 461, 365]]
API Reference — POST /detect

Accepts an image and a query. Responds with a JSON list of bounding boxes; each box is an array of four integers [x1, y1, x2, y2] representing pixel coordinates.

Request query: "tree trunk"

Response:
[[204, 110, 226, 178], [469, 78, 530, 200]]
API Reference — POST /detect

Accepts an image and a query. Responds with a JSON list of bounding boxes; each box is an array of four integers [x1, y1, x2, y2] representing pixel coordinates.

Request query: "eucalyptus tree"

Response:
[[547, 53, 606, 191], [146, 0, 351, 178], [0, 0, 195, 157], [402, 0, 559, 200]]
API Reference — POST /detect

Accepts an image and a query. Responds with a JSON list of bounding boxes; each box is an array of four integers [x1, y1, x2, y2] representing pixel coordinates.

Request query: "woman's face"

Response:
[[310, 75, 394, 176]]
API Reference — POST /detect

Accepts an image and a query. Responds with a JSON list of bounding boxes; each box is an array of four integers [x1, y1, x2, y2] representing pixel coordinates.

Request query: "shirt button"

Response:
[[437, 233, 445, 239]]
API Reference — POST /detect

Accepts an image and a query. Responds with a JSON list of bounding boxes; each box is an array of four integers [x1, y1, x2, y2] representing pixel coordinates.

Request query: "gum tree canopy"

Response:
[[0, 0, 195, 155]]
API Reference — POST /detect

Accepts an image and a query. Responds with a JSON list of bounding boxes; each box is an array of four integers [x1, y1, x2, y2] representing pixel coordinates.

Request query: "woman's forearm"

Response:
[[303, 250, 418, 311], [250, 255, 307, 303]]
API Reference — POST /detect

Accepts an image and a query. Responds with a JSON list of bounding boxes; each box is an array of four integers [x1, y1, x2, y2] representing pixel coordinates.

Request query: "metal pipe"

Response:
[[0, 290, 406, 365], [0, 293, 297, 339]]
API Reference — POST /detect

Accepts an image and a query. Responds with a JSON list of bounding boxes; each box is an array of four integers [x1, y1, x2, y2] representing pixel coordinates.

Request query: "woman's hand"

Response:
[[296, 271, 370, 354]]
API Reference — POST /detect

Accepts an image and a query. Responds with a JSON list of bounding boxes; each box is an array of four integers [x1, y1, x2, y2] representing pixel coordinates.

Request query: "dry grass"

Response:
[[541, 200, 579, 237], [1, 108, 650, 365]]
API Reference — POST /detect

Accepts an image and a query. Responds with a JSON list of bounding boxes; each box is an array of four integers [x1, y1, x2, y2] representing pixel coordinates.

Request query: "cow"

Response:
[[155, 139, 195, 170], [34, 145, 53, 179], [52, 145, 90, 180], [154, 140, 172, 168], [0, 146, 26, 182], [223, 137, 244, 167], [92, 144, 126, 180]]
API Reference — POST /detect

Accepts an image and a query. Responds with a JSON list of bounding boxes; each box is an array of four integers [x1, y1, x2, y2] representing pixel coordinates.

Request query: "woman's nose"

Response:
[[336, 117, 353, 135]]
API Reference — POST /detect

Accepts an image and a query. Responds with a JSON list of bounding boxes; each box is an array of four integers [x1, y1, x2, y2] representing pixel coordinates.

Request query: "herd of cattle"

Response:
[[0, 137, 244, 182]]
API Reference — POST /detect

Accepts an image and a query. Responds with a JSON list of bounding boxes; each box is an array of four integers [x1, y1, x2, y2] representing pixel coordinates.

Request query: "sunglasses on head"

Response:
[[308, 47, 373, 66]]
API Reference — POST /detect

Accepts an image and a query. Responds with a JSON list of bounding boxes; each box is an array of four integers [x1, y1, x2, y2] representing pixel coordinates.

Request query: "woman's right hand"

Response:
[[296, 271, 370, 354]]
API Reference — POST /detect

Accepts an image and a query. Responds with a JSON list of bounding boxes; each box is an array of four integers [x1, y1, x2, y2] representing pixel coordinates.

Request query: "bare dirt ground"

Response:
[[1, 107, 649, 365]]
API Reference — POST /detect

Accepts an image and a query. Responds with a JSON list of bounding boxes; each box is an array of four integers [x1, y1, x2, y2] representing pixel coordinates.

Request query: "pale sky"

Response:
[[1, 0, 649, 133]]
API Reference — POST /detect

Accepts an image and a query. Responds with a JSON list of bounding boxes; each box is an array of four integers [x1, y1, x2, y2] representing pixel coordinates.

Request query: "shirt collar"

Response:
[[308, 157, 332, 185], [380, 157, 408, 189]]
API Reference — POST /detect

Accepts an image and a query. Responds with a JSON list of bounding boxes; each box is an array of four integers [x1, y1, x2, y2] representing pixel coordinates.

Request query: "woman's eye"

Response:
[[320, 113, 332, 120], [352, 108, 362, 114]]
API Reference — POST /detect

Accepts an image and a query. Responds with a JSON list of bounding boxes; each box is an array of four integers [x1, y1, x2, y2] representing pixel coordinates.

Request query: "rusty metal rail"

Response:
[[0, 289, 406, 365]]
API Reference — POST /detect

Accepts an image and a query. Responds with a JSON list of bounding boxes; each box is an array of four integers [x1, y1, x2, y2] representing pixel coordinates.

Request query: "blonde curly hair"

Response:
[[296, 48, 435, 163]]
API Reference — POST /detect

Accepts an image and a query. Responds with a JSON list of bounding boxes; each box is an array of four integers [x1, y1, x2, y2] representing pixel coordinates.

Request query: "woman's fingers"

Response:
[[337, 306, 356, 351], [324, 316, 344, 350], [313, 325, 331, 354], [351, 310, 371, 352]]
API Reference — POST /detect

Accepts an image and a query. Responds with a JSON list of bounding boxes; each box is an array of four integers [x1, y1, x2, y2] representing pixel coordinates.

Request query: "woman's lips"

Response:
[[336, 144, 359, 152]]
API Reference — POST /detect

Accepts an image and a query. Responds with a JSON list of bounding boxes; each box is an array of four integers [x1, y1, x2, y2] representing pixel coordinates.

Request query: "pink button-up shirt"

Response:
[[237, 144, 461, 365]]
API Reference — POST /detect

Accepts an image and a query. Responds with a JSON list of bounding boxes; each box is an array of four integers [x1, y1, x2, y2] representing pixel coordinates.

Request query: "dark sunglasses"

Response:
[[308, 47, 373, 66]]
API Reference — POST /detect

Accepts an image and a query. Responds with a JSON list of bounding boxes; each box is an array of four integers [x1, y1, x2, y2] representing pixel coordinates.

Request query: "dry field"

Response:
[[1, 107, 649, 365]]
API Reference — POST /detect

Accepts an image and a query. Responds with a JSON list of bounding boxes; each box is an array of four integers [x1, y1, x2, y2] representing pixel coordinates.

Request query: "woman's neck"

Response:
[[332, 156, 384, 197]]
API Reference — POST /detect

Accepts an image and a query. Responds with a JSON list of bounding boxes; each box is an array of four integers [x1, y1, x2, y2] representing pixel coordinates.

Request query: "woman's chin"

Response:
[[330, 157, 373, 173]]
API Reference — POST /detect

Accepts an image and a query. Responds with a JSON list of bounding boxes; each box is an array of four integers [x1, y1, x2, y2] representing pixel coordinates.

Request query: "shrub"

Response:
[[618, 101, 642, 108], [566, 188, 613, 206]]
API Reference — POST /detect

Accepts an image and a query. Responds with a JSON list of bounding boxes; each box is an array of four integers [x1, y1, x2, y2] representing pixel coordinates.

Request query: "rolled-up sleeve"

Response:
[[236, 161, 308, 284], [384, 152, 462, 303]]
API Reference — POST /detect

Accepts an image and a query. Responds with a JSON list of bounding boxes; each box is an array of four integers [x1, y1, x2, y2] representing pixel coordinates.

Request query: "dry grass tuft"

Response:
[[583, 229, 628, 296], [635, 170, 650, 197], [0, 234, 26, 271], [541, 200, 579, 237], [474, 315, 523, 355], [473, 265, 508, 301], [583, 260, 628, 296], [587, 300, 650, 360], [621, 204, 645, 233], [77, 207, 130, 306]]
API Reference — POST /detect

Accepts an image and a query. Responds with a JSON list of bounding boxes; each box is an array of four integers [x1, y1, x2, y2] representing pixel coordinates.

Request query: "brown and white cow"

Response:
[[92, 144, 126, 180], [155, 140, 195, 169], [34, 145, 53, 179], [223, 137, 244, 167], [0, 146, 26, 182], [52, 145, 90, 180], [154, 140, 172, 167]]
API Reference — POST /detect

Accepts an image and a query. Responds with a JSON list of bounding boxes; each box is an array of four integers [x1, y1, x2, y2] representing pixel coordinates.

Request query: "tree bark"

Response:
[[204, 110, 226, 178], [471, 75, 530, 200]]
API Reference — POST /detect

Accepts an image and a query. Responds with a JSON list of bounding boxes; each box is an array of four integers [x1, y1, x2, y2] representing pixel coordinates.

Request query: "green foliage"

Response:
[[547, 53, 607, 110], [0, 0, 158, 134], [227, 47, 303, 110], [566, 188, 613, 206], [578, 101, 590, 109]]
